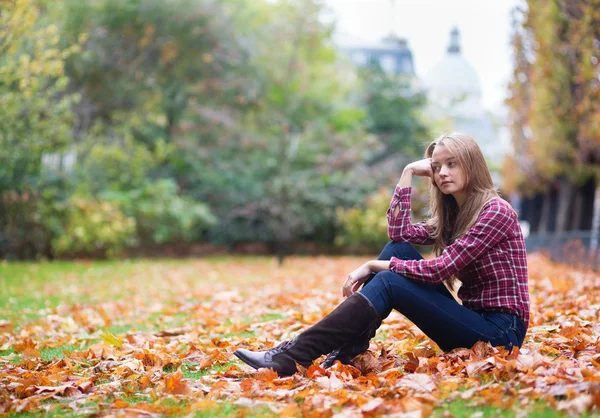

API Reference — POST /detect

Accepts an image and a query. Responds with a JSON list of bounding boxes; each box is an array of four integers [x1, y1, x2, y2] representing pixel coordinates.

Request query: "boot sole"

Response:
[[233, 350, 299, 377]]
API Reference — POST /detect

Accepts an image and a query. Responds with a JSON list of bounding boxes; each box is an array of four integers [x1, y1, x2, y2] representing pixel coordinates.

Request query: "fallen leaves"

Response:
[[1, 254, 600, 416]]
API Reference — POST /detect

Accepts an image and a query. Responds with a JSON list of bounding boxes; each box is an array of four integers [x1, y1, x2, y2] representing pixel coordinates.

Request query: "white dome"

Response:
[[423, 28, 483, 118], [425, 54, 482, 101]]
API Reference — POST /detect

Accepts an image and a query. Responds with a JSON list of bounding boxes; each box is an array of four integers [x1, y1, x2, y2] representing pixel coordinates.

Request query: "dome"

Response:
[[423, 28, 483, 117]]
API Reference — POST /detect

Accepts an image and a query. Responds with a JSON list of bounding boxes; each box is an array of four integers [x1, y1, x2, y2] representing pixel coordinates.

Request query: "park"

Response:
[[1, 0, 600, 416]]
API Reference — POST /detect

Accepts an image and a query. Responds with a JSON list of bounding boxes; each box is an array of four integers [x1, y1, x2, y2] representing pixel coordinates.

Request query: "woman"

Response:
[[234, 133, 530, 377]]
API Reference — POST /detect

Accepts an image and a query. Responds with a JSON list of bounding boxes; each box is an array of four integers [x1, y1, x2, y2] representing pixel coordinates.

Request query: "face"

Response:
[[430, 144, 467, 205]]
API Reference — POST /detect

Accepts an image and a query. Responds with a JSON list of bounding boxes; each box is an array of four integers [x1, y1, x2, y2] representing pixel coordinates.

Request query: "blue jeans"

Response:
[[359, 242, 527, 352]]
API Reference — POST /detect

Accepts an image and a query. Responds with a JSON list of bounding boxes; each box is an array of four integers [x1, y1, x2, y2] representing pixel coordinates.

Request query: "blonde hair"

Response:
[[424, 133, 502, 289]]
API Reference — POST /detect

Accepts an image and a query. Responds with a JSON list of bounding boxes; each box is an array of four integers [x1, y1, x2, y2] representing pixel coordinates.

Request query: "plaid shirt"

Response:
[[387, 186, 530, 326]]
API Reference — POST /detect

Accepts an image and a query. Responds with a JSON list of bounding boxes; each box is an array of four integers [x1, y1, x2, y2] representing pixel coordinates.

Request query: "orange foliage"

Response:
[[1, 255, 600, 415]]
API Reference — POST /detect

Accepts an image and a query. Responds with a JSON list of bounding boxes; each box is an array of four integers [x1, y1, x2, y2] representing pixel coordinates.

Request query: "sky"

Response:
[[322, 0, 524, 112]]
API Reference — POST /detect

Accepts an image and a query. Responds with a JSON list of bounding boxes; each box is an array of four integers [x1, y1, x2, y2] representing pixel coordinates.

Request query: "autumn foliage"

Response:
[[1, 254, 600, 416]]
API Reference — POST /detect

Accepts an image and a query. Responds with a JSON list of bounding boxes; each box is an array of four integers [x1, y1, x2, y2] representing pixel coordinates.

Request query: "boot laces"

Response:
[[265, 339, 295, 361]]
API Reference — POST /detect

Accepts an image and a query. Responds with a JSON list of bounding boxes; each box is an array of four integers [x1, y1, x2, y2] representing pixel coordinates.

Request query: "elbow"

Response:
[[388, 230, 400, 242]]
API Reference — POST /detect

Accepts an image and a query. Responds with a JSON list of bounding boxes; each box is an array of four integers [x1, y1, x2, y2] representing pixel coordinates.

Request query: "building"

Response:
[[423, 27, 510, 180], [335, 28, 416, 78], [343, 33, 415, 76]]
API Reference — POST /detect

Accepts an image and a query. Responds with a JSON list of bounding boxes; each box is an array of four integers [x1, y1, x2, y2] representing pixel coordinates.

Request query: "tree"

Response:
[[0, 0, 80, 257], [505, 0, 600, 233], [193, 0, 375, 261], [361, 64, 429, 165]]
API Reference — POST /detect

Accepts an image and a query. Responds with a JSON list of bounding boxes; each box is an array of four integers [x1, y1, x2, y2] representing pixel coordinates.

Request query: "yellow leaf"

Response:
[[101, 331, 123, 348]]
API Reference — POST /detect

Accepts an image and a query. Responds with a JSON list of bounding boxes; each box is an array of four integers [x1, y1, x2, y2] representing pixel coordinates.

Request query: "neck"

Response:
[[453, 191, 467, 207]]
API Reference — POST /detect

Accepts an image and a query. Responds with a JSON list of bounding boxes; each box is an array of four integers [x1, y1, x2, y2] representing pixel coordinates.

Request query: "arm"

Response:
[[389, 201, 514, 284], [387, 165, 434, 245]]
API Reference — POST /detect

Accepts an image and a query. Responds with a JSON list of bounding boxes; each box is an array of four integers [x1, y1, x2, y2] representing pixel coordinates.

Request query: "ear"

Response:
[[425, 142, 435, 158]]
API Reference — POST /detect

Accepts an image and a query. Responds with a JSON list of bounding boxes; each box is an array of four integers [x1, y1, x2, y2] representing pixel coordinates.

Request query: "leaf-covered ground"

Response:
[[1, 254, 600, 417]]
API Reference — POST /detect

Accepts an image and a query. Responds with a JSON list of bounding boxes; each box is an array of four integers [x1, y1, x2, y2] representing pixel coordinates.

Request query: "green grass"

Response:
[[0, 260, 141, 324], [40, 344, 93, 362], [241, 313, 287, 324], [0, 343, 98, 364], [0, 346, 22, 364], [433, 399, 570, 417], [184, 361, 239, 378], [220, 330, 256, 339]]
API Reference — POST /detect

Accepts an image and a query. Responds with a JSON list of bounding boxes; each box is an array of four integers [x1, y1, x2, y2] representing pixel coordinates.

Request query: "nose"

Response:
[[439, 166, 449, 177]]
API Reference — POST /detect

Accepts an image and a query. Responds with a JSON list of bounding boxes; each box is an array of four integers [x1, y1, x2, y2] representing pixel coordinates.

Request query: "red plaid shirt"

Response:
[[387, 186, 530, 326]]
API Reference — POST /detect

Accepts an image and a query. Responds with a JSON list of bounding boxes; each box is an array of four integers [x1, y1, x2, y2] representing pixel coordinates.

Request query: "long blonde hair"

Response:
[[424, 133, 501, 288]]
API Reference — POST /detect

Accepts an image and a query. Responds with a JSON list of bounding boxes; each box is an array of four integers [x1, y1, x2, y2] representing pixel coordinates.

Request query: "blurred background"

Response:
[[0, 0, 598, 265]]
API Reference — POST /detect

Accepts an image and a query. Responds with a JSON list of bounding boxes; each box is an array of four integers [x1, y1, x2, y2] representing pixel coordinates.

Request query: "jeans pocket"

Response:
[[483, 312, 513, 332], [483, 313, 520, 349]]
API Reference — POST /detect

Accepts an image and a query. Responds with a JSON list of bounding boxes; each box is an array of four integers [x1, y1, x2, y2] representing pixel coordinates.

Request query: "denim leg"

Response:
[[360, 271, 521, 351], [369, 242, 454, 301], [377, 241, 424, 262]]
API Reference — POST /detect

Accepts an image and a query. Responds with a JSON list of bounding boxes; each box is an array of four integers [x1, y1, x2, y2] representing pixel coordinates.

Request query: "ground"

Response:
[[0, 254, 599, 417]]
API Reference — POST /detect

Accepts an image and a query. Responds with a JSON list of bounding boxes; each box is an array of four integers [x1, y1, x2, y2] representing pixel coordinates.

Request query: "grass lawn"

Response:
[[0, 255, 598, 416]]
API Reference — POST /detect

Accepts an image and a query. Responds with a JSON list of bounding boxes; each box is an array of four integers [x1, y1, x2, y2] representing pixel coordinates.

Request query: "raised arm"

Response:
[[387, 160, 435, 245]]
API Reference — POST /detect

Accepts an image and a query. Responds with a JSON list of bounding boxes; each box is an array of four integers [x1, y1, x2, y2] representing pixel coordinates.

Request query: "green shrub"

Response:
[[335, 184, 430, 254], [101, 179, 217, 245], [52, 196, 136, 258], [335, 188, 390, 253]]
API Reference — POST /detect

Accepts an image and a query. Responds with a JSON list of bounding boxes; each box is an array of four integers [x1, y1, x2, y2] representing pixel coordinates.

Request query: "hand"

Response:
[[342, 262, 373, 297], [405, 158, 433, 178]]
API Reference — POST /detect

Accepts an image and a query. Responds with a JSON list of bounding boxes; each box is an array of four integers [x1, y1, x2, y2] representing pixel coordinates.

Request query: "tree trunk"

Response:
[[591, 183, 600, 269], [555, 177, 574, 233], [538, 191, 552, 234], [591, 183, 600, 250], [570, 187, 582, 231]]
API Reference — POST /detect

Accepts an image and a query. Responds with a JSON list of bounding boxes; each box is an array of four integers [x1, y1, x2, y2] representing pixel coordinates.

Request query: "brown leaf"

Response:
[[466, 356, 496, 377], [352, 351, 381, 375], [198, 356, 213, 369], [22, 348, 42, 359], [361, 397, 386, 416], [13, 339, 36, 352], [155, 327, 188, 337], [315, 373, 344, 391], [255, 367, 278, 382], [110, 399, 130, 409], [0, 320, 13, 332], [403, 352, 420, 373], [396, 373, 436, 393], [35, 384, 78, 397], [163, 371, 190, 395], [307, 364, 327, 378]]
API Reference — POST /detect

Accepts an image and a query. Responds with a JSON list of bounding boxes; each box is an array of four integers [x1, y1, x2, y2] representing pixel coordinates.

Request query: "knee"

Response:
[[384, 241, 412, 252], [369, 271, 416, 297], [382, 242, 422, 261], [370, 271, 401, 289]]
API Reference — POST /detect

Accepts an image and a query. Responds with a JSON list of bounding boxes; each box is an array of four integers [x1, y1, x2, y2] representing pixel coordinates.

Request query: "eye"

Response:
[[448, 161, 456, 167], [432, 165, 440, 172]]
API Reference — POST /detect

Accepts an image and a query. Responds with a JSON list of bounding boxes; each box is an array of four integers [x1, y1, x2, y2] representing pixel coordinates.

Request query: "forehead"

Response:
[[431, 144, 455, 162]]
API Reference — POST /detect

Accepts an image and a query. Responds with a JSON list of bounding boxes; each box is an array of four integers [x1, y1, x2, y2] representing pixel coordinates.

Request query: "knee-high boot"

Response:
[[233, 293, 381, 377], [320, 316, 381, 368]]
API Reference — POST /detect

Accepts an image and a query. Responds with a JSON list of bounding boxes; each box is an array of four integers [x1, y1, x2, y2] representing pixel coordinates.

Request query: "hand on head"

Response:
[[406, 158, 433, 178]]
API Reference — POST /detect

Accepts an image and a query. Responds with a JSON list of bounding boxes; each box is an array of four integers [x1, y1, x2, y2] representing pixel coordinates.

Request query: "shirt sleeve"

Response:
[[390, 200, 514, 283], [387, 185, 434, 245]]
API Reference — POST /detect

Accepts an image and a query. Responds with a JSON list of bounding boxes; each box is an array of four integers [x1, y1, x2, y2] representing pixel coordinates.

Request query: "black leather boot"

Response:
[[233, 293, 381, 377], [320, 317, 381, 368]]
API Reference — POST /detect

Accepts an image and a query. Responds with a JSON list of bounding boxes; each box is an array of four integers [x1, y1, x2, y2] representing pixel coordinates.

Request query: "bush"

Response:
[[335, 183, 430, 254], [52, 196, 137, 258], [101, 179, 217, 245], [335, 188, 390, 254]]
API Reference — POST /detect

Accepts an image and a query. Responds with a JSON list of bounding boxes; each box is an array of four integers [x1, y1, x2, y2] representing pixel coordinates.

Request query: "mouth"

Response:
[[441, 181, 452, 187]]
